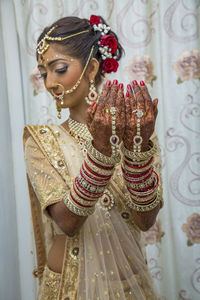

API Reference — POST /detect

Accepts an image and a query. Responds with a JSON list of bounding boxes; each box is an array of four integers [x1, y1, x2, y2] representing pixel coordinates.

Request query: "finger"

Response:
[[115, 83, 124, 115], [152, 98, 158, 118], [139, 81, 153, 117], [86, 101, 97, 125], [107, 79, 118, 108], [127, 84, 137, 120], [95, 80, 111, 119], [125, 84, 134, 121], [132, 80, 145, 112], [116, 83, 125, 127]]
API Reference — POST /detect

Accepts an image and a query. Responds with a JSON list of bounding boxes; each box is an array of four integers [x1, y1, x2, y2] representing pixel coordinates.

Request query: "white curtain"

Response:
[[1, 0, 199, 299]]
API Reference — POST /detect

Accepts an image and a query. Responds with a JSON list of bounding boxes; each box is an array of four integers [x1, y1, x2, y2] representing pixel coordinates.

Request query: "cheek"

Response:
[[62, 66, 83, 88]]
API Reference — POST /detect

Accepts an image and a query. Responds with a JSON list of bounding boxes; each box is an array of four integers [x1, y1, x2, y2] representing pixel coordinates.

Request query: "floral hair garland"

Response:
[[88, 15, 119, 74]]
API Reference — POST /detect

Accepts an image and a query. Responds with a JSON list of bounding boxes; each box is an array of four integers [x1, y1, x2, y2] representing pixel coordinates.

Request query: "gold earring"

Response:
[[85, 79, 98, 105], [51, 83, 65, 119]]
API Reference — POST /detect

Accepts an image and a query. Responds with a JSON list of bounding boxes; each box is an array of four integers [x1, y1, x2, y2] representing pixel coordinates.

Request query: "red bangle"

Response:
[[124, 156, 153, 169], [80, 169, 108, 187], [122, 166, 152, 178], [82, 164, 111, 182], [130, 195, 157, 205], [75, 177, 100, 198], [128, 172, 159, 192], [70, 192, 94, 208], [87, 154, 114, 171], [84, 161, 112, 179]]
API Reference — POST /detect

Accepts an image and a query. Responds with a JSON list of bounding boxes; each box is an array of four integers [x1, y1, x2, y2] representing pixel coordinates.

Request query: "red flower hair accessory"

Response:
[[89, 15, 101, 26], [102, 58, 119, 74], [88, 14, 119, 73]]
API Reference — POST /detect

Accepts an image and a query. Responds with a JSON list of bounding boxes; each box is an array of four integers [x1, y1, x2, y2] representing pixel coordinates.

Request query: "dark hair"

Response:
[[37, 16, 124, 85]]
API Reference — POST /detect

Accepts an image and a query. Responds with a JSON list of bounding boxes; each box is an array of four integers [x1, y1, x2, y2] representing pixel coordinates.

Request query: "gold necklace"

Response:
[[67, 117, 92, 155]]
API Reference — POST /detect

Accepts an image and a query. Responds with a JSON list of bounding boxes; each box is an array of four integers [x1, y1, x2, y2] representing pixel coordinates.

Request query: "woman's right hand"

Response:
[[87, 80, 125, 157]]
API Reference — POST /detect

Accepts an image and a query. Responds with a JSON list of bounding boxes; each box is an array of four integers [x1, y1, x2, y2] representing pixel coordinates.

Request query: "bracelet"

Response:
[[125, 173, 155, 189], [124, 156, 150, 166], [122, 166, 153, 182], [77, 175, 105, 193], [123, 156, 154, 173], [128, 172, 159, 195], [127, 187, 158, 201], [80, 167, 109, 186], [84, 161, 113, 179], [87, 152, 115, 169], [74, 180, 101, 200], [124, 162, 152, 174], [86, 140, 121, 165], [125, 188, 161, 212], [85, 155, 114, 176], [64, 193, 95, 216], [71, 186, 100, 206], [121, 140, 157, 161]]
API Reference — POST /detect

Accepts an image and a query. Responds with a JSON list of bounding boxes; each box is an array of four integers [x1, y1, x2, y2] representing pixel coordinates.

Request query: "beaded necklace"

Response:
[[67, 117, 92, 155]]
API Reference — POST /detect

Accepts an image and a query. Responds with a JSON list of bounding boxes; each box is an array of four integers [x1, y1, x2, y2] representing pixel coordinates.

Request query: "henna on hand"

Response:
[[87, 80, 125, 156], [123, 80, 158, 151]]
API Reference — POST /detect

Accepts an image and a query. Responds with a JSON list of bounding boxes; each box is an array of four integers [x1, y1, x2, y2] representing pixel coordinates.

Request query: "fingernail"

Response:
[[106, 80, 111, 86], [113, 79, 118, 85], [140, 80, 145, 86], [132, 80, 138, 86], [119, 83, 123, 89], [91, 101, 96, 107], [126, 91, 130, 97], [127, 84, 132, 91]]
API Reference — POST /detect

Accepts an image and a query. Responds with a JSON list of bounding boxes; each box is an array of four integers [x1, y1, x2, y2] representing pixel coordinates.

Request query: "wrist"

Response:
[[124, 141, 149, 152], [92, 141, 112, 157]]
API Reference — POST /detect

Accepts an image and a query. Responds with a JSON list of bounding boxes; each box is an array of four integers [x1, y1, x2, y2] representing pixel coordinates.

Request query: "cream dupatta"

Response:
[[23, 123, 161, 300]]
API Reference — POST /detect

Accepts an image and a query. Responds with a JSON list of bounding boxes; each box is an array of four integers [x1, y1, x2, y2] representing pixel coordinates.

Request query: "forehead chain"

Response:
[[37, 25, 89, 55]]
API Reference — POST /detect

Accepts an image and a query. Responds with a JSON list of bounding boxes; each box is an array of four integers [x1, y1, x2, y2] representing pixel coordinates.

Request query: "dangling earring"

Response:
[[56, 101, 62, 119], [51, 83, 65, 119], [85, 79, 98, 105]]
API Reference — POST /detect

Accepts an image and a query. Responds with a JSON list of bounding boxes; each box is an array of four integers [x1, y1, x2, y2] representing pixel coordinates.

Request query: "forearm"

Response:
[[49, 142, 118, 237], [121, 140, 162, 231]]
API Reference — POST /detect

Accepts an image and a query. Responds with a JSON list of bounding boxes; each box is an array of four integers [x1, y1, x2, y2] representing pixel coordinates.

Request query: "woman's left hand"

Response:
[[123, 80, 158, 151]]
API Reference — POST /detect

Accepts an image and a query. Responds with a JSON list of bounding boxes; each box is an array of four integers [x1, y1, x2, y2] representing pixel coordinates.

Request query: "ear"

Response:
[[85, 58, 100, 81]]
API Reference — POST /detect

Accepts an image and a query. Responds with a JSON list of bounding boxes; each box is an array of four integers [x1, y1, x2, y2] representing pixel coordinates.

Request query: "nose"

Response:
[[45, 72, 57, 91]]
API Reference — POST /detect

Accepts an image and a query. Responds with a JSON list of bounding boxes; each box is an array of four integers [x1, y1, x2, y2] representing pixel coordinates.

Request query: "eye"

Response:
[[55, 66, 68, 73], [40, 73, 47, 79]]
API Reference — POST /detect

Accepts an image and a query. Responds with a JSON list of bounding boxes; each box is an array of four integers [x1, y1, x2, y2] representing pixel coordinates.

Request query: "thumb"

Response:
[[152, 98, 158, 118], [86, 101, 97, 126]]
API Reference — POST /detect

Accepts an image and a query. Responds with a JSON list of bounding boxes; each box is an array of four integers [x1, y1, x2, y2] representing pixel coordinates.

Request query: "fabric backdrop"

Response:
[[1, 0, 200, 299]]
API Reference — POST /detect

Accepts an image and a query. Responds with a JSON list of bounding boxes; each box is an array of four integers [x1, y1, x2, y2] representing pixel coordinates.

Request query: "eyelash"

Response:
[[40, 66, 68, 79]]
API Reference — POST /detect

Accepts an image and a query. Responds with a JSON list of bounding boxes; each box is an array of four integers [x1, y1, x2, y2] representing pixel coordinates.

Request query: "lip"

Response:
[[56, 92, 62, 96]]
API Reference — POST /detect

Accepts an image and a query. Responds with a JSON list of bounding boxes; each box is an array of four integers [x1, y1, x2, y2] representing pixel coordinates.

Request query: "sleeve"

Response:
[[24, 135, 69, 219]]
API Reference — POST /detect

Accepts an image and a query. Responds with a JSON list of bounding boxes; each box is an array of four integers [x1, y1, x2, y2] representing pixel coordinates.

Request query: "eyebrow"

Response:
[[38, 58, 68, 68]]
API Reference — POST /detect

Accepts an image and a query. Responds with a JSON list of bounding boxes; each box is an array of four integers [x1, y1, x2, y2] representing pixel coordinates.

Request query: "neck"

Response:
[[68, 100, 89, 125]]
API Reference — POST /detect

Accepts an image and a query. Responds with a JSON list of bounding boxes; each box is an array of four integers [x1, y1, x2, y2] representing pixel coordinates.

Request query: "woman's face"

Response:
[[37, 44, 90, 109]]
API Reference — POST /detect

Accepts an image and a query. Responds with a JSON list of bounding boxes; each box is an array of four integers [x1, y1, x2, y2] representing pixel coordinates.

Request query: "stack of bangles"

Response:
[[121, 140, 161, 212], [64, 141, 120, 216]]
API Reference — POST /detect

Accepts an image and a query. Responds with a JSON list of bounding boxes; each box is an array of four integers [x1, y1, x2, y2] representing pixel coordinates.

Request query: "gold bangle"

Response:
[[87, 152, 115, 168], [123, 167, 153, 181], [63, 193, 95, 216], [123, 156, 152, 166], [121, 140, 157, 161], [129, 189, 158, 201], [123, 162, 153, 174], [85, 156, 114, 176], [77, 175, 105, 193], [71, 187, 99, 206], [125, 189, 161, 212], [125, 174, 155, 189], [86, 140, 121, 165]]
